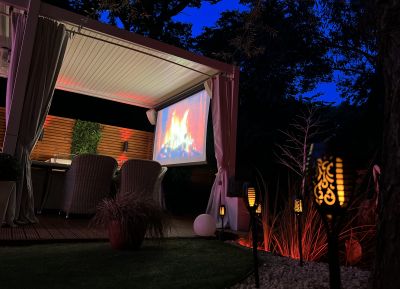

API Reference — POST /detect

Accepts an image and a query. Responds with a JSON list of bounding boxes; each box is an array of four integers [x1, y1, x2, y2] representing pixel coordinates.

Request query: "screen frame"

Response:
[[152, 88, 211, 167]]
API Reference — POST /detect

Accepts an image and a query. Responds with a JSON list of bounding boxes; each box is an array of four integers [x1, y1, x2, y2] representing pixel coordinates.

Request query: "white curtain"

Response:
[[206, 73, 238, 228], [5, 13, 26, 128], [9, 17, 68, 224], [3, 12, 26, 226]]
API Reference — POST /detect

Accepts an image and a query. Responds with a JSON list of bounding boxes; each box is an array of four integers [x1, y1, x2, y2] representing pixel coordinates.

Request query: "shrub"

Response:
[[71, 120, 102, 155]]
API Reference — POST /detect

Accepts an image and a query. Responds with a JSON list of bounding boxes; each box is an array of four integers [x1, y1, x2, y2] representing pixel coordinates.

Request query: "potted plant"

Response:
[[92, 193, 168, 250]]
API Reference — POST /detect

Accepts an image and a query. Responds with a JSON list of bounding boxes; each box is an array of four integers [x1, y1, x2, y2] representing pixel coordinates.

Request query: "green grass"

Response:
[[0, 239, 252, 289]]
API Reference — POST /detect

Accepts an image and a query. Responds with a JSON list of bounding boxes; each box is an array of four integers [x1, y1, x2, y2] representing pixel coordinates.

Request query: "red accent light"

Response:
[[114, 92, 154, 106], [117, 154, 128, 167], [43, 115, 55, 128], [56, 75, 84, 87], [119, 128, 133, 141]]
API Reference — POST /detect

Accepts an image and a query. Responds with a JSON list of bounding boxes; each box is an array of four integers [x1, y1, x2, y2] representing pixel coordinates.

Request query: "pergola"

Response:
[[0, 0, 248, 230]]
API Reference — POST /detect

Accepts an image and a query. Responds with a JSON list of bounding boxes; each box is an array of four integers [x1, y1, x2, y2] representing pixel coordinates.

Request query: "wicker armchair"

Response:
[[153, 166, 168, 209], [119, 159, 161, 199], [61, 154, 117, 217]]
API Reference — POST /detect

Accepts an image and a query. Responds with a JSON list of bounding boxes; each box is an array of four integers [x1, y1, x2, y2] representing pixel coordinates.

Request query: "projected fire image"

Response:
[[161, 110, 194, 157], [153, 90, 210, 166]]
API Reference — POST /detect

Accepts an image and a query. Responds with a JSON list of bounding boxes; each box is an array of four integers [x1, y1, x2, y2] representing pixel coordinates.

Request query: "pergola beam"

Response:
[[0, 0, 28, 10]]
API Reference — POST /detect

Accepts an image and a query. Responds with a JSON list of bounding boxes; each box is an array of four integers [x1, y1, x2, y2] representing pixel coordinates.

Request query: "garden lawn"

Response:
[[0, 238, 252, 289]]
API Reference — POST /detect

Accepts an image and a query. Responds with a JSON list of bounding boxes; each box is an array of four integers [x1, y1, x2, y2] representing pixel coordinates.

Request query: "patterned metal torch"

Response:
[[309, 143, 354, 289]]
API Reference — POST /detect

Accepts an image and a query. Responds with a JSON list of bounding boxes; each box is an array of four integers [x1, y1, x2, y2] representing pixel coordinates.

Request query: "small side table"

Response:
[[31, 161, 70, 214]]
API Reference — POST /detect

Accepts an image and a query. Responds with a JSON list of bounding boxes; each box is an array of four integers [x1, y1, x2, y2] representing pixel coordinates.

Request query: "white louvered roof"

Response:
[[0, 2, 224, 108], [56, 23, 219, 108]]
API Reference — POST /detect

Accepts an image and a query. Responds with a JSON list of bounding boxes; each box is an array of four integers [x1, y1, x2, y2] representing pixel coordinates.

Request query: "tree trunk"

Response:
[[372, 1, 400, 288]]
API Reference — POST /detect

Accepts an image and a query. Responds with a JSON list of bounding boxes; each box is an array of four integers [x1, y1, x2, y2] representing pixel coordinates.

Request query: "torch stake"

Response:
[[251, 212, 260, 288], [328, 230, 340, 289], [324, 218, 341, 289], [297, 213, 304, 266], [220, 215, 224, 241]]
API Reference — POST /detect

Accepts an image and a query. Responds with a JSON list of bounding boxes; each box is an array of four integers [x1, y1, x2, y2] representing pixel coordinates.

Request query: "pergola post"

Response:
[[2, 0, 40, 155]]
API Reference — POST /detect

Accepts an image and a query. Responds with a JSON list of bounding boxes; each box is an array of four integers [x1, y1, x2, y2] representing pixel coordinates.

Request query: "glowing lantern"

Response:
[[244, 184, 258, 210], [218, 204, 226, 241], [219, 205, 226, 218], [312, 152, 352, 213], [309, 142, 355, 289], [294, 198, 303, 214], [243, 182, 260, 288], [255, 204, 262, 215]]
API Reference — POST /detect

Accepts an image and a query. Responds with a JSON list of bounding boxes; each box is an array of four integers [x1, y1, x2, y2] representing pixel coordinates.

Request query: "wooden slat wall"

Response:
[[31, 115, 75, 161], [97, 124, 154, 165], [0, 107, 154, 163]]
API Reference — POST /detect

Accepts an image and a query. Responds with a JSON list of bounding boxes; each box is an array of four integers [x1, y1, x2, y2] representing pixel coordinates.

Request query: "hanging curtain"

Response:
[[10, 17, 68, 224], [206, 73, 238, 228], [3, 12, 26, 225], [5, 12, 26, 128]]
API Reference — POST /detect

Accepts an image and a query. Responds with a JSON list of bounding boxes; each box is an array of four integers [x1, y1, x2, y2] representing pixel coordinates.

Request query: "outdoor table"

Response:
[[31, 160, 70, 214]]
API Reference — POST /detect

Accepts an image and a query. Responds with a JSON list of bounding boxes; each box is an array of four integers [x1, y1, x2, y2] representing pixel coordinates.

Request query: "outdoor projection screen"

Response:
[[153, 89, 211, 166]]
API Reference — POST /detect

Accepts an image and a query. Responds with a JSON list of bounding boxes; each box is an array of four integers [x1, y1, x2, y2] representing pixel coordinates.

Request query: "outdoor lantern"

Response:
[[309, 142, 355, 289], [255, 203, 262, 215], [244, 183, 259, 211], [219, 205, 226, 218], [243, 182, 260, 288], [313, 155, 351, 212], [218, 204, 226, 241], [294, 198, 303, 214], [294, 197, 304, 266]]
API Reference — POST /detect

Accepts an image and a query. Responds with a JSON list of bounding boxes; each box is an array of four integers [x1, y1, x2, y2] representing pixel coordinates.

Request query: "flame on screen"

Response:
[[153, 89, 210, 165], [161, 110, 194, 153]]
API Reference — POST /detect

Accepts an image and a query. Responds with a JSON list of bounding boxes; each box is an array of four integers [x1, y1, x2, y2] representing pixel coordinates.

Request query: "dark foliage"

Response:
[[92, 193, 169, 239], [44, 0, 221, 49], [319, 0, 378, 104], [71, 120, 102, 155]]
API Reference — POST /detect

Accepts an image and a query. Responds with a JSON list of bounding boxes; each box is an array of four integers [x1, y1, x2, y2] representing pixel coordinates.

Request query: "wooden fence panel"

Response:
[[0, 107, 154, 163]]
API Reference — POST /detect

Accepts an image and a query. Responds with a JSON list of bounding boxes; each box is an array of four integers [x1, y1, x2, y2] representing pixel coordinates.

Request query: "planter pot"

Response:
[[108, 220, 147, 250], [108, 220, 126, 250]]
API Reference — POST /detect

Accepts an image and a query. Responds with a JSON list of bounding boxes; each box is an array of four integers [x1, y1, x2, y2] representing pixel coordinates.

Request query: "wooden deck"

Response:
[[0, 215, 195, 244], [0, 215, 107, 243]]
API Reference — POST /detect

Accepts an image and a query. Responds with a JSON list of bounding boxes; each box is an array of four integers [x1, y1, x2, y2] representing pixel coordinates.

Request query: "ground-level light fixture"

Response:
[[255, 203, 262, 215], [294, 197, 304, 266], [219, 204, 226, 241], [219, 204, 226, 218], [309, 143, 354, 289], [243, 182, 260, 288], [244, 183, 258, 210], [294, 198, 303, 213]]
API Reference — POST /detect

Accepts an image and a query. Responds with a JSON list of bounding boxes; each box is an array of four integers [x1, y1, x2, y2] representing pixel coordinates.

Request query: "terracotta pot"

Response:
[[108, 220, 125, 249], [108, 220, 147, 250]]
